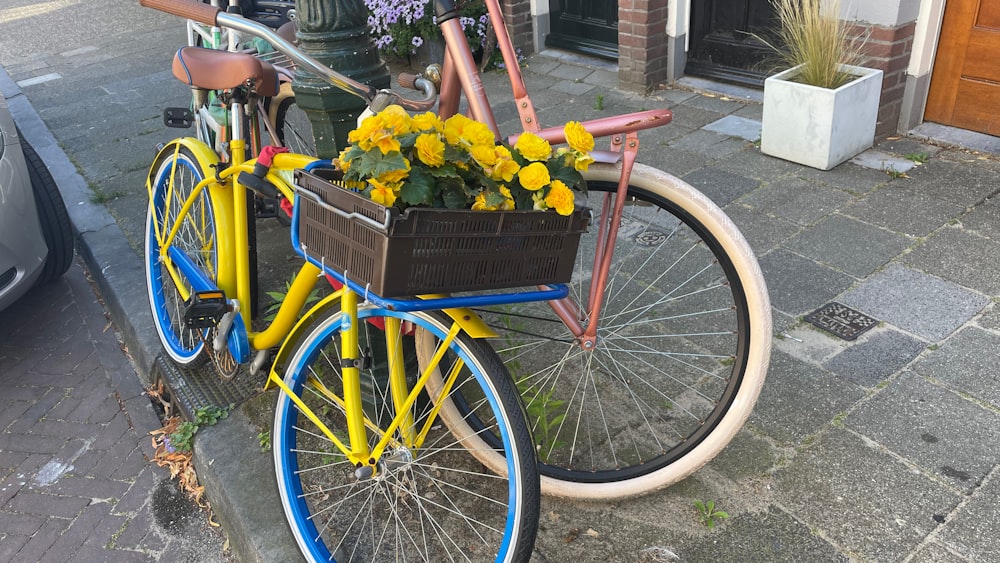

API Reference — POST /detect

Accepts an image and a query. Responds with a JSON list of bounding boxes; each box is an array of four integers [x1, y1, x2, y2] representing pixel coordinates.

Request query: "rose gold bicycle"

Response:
[[141, 0, 771, 502]]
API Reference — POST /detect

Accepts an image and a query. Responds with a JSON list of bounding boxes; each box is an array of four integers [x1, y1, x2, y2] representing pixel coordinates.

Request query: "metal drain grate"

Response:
[[805, 302, 878, 341], [152, 355, 261, 421]]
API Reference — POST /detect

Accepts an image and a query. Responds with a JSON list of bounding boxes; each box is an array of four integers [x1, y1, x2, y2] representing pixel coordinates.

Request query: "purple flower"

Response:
[[412, 36, 424, 47]]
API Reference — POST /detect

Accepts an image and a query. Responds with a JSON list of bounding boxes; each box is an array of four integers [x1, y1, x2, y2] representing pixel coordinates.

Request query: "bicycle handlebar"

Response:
[[140, 0, 220, 24], [140, 0, 438, 112]]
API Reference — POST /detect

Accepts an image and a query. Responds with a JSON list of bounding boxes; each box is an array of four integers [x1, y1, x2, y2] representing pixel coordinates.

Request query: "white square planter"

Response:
[[761, 64, 883, 170]]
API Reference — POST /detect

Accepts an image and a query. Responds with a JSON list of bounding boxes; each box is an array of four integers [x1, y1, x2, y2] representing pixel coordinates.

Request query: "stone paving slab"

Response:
[[785, 214, 912, 278], [902, 227, 1000, 295], [839, 264, 990, 341], [843, 184, 967, 237], [935, 468, 1000, 561], [740, 175, 855, 227], [902, 158, 1000, 208], [846, 371, 1000, 492], [721, 202, 803, 255], [773, 428, 961, 561], [758, 250, 856, 317], [821, 327, 927, 387], [850, 149, 918, 173], [959, 195, 1000, 241], [748, 351, 866, 446], [680, 166, 760, 207], [702, 114, 762, 141], [977, 304, 1000, 330], [912, 327, 1000, 409]]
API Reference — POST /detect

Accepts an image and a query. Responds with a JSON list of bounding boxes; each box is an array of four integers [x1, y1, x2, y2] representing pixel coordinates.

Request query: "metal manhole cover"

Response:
[[805, 302, 878, 341], [636, 230, 667, 246]]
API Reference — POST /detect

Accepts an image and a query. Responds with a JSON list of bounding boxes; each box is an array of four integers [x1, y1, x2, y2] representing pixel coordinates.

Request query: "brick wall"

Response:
[[850, 22, 917, 139], [618, 0, 670, 92], [500, 0, 534, 57]]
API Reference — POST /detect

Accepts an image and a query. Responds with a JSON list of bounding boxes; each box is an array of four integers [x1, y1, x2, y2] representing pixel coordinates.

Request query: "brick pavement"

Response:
[[0, 259, 229, 562]]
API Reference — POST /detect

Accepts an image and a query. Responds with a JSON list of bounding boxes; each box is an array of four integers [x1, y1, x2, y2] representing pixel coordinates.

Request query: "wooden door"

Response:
[[686, 0, 777, 87], [925, 0, 1000, 135], [546, 0, 618, 60]]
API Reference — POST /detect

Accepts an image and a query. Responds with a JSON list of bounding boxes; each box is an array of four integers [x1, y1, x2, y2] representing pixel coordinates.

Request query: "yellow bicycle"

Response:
[[142, 2, 566, 558]]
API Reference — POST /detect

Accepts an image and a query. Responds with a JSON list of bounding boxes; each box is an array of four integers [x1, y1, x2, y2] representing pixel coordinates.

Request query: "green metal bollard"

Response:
[[292, 0, 390, 159]]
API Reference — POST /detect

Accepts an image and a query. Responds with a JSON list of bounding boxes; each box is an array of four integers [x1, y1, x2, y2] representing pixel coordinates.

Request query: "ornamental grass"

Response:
[[770, 0, 865, 89]]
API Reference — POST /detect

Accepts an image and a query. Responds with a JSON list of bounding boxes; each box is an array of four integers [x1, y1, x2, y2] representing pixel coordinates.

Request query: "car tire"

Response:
[[19, 133, 74, 284]]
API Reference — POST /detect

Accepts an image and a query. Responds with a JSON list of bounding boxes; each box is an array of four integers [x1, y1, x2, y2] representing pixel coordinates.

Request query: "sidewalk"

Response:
[[0, 260, 229, 561], [3, 6, 1000, 561]]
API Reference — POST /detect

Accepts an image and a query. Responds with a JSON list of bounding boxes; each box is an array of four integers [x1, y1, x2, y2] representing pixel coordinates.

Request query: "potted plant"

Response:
[[335, 105, 594, 214], [760, 0, 883, 170], [364, 0, 499, 68]]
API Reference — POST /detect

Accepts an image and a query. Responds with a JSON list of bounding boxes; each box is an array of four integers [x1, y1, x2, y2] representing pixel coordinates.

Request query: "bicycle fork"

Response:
[[547, 131, 641, 351]]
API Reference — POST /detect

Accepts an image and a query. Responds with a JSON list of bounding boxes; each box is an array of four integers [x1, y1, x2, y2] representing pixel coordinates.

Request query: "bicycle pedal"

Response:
[[163, 107, 193, 128], [184, 290, 229, 329]]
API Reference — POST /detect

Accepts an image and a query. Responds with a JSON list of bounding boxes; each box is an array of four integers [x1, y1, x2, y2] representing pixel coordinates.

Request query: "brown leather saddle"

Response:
[[172, 46, 279, 97]]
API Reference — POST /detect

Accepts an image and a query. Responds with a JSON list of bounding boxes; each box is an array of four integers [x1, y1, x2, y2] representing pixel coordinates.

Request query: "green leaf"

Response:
[[357, 150, 408, 179], [428, 163, 461, 179], [443, 144, 467, 163], [399, 168, 436, 207], [483, 189, 507, 208], [548, 160, 584, 188], [396, 132, 419, 149], [441, 183, 471, 209]]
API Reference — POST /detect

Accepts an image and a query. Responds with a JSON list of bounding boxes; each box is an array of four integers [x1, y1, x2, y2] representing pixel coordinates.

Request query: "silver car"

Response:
[[0, 95, 73, 312]]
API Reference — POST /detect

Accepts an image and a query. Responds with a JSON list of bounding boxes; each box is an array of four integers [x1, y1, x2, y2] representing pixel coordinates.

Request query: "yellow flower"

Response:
[[499, 185, 515, 210], [444, 114, 495, 149], [379, 105, 412, 135], [544, 180, 575, 216], [471, 192, 498, 211], [514, 132, 552, 161], [367, 178, 398, 207], [470, 144, 498, 169], [368, 130, 400, 155], [492, 146, 520, 182], [518, 162, 550, 191], [352, 113, 399, 154], [564, 121, 594, 153], [573, 152, 594, 172], [347, 115, 376, 144], [336, 147, 352, 172], [414, 133, 445, 167], [412, 111, 444, 132]]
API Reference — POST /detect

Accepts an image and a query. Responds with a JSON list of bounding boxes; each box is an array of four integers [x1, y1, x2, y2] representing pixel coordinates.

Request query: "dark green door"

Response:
[[686, 0, 777, 87], [546, 1, 618, 60]]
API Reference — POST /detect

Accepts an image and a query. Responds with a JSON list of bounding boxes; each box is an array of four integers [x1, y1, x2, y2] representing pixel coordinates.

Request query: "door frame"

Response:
[[901, 0, 948, 133]]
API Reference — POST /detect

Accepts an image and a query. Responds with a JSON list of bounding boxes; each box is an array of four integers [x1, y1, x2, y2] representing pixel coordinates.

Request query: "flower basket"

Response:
[[293, 168, 591, 297]]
